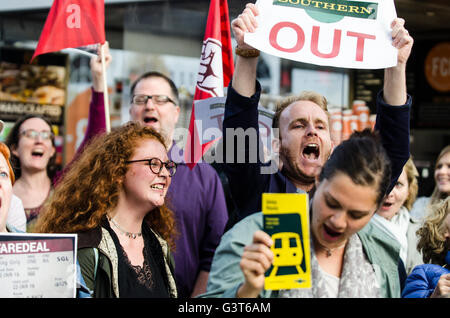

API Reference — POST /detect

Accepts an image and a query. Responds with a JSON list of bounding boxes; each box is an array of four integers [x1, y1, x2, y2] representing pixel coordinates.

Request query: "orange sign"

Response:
[[424, 42, 450, 92], [64, 88, 91, 164]]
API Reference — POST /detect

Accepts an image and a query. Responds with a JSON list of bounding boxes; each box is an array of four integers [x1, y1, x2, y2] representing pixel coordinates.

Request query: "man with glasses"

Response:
[[128, 72, 181, 151], [85, 46, 228, 298]]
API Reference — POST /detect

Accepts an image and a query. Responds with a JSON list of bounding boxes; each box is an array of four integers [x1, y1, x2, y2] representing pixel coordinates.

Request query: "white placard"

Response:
[[194, 96, 274, 147], [245, 0, 397, 69], [0, 233, 77, 298], [291, 68, 349, 107]]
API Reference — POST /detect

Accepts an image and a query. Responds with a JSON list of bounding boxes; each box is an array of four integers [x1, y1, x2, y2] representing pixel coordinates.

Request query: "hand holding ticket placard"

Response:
[[0, 233, 77, 298], [244, 0, 398, 69]]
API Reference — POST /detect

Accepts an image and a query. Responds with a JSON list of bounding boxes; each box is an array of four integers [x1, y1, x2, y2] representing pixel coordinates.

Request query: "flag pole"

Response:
[[100, 43, 111, 133]]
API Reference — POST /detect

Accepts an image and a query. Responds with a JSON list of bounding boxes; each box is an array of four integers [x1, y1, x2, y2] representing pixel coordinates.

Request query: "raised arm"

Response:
[[383, 18, 413, 106], [77, 42, 112, 152], [222, 3, 269, 220], [376, 19, 413, 194], [55, 43, 111, 184], [231, 2, 260, 97]]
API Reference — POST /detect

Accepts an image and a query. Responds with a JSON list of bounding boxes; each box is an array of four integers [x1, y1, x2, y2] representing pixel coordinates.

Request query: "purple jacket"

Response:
[[167, 143, 228, 297], [86, 90, 228, 298]]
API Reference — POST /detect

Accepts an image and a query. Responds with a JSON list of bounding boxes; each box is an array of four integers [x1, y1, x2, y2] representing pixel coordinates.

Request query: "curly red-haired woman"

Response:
[[35, 122, 178, 298]]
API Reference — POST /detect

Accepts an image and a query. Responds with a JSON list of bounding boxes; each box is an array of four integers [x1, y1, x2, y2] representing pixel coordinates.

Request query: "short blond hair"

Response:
[[272, 91, 329, 131]]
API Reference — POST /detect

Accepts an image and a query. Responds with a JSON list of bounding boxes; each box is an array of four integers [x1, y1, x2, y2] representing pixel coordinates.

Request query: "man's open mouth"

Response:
[[302, 143, 320, 160]]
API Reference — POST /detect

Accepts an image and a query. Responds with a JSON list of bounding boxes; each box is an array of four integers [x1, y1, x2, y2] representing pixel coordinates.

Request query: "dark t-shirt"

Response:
[[104, 219, 170, 298]]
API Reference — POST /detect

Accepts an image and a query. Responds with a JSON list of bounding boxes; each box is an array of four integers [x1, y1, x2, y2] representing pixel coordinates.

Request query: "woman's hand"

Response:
[[431, 273, 450, 298], [237, 230, 274, 298]]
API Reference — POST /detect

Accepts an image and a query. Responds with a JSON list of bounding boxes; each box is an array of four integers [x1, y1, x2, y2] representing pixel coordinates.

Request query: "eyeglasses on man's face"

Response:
[[126, 157, 177, 177], [20, 129, 53, 141], [131, 94, 177, 106]]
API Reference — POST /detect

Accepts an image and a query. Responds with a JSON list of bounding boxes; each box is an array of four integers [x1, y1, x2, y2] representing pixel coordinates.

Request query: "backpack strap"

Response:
[[93, 248, 99, 280], [91, 248, 99, 296]]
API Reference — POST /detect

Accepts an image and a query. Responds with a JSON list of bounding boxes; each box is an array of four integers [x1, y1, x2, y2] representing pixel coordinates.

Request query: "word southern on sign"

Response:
[[245, 0, 398, 69]]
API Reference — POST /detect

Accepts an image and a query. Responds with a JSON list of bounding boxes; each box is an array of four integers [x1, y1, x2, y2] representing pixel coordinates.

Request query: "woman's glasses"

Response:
[[126, 157, 177, 177], [20, 129, 53, 140]]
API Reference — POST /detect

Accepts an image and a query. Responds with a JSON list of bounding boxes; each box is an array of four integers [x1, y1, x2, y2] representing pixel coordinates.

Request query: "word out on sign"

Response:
[[269, 23, 375, 62]]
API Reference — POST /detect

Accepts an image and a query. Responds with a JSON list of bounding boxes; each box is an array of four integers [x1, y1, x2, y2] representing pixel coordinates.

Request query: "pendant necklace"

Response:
[[107, 215, 142, 239], [324, 242, 346, 257]]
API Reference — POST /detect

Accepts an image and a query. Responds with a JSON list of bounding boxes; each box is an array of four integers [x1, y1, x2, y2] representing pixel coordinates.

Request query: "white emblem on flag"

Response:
[[196, 38, 224, 97]]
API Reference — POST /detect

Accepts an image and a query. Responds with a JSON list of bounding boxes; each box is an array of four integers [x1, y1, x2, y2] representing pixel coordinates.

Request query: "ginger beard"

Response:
[[280, 136, 332, 187]]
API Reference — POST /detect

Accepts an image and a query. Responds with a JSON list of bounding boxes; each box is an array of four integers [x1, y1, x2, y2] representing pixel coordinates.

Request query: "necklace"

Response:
[[324, 243, 347, 257], [313, 236, 347, 257], [107, 215, 142, 239]]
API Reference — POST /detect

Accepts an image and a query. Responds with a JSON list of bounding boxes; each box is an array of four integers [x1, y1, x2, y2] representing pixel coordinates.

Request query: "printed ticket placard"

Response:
[[262, 193, 311, 290], [0, 233, 77, 298]]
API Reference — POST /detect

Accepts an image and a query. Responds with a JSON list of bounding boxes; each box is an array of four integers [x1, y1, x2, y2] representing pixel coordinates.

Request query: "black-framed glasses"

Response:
[[131, 94, 177, 106], [20, 129, 54, 140], [126, 158, 177, 177]]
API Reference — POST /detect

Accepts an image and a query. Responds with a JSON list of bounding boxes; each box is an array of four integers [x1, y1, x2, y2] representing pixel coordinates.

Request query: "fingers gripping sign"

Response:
[[231, 3, 259, 50], [90, 41, 112, 92], [390, 18, 413, 65], [238, 230, 274, 298]]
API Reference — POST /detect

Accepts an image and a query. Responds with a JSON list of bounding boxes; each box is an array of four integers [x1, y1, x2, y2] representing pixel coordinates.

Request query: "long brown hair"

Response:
[[35, 122, 177, 249], [416, 197, 449, 265]]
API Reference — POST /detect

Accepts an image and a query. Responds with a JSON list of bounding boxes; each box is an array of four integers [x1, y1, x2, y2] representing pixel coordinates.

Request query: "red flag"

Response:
[[32, 0, 105, 61], [184, 0, 234, 169]]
